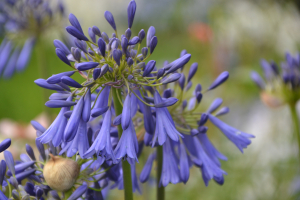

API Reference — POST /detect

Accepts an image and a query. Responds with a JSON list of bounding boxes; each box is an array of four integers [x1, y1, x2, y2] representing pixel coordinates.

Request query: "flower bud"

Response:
[[0, 139, 11, 153], [138, 29, 145, 42], [77, 62, 99, 71], [127, 57, 134, 66], [92, 26, 101, 37], [66, 26, 89, 41], [146, 26, 155, 48], [128, 36, 140, 46], [143, 60, 156, 77], [34, 79, 64, 91], [208, 71, 229, 90], [178, 73, 185, 90], [73, 48, 81, 62], [150, 36, 157, 54], [113, 49, 122, 66], [142, 47, 148, 58], [74, 39, 87, 53], [69, 13, 83, 33], [125, 28, 132, 40], [0, 160, 6, 187], [61, 76, 83, 88], [101, 32, 109, 43], [45, 100, 77, 108], [162, 73, 181, 84], [127, 0, 136, 28], [12, 189, 20, 200], [56, 48, 71, 66], [88, 27, 96, 43], [207, 98, 223, 113], [187, 62, 198, 82], [104, 11, 116, 31], [53, 40, 70, 55], [215, 107, 230, 116], [43, 154, 80, 192], [4, 151, 15, 176], [180, 49, 187, 57]]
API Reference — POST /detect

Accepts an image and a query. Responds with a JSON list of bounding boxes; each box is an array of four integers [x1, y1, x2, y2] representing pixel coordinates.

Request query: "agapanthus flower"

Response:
[[0, 0, 66, 79], [0, 0, 254, 198], [251, 53, 300, 107]]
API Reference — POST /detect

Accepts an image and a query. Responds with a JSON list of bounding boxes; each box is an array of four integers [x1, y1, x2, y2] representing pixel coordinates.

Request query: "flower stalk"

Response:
[[157, 145, 165, 200], [289, 102, 300, 162], [112, 87, 134, 200]]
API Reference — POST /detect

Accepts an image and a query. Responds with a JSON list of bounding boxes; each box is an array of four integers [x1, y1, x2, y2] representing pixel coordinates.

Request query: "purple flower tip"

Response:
[[0, 139, 11, 153], [127, 0, 136, 28], [208, 71, 229, 90], [104, 11, 117, 31]]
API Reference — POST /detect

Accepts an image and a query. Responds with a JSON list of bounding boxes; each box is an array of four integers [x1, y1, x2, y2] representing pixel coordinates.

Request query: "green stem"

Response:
[[157, 146, 165, 200], [64, 188, 73, 200], [289, 103, 300, 162], [111, 88, 134, 200]]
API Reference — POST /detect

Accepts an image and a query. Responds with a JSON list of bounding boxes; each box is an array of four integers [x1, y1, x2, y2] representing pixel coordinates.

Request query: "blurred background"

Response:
[[1, 0, 300, 199]]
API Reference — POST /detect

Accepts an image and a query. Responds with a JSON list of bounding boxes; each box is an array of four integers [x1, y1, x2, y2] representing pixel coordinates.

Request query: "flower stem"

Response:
[[157, 145, 165, 200], [111, 87, 134, 200], [289, 102, 300, 162]]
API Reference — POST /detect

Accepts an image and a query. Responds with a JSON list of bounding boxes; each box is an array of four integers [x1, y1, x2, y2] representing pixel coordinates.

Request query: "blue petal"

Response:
[[45, 100, 76, 108], [47, 71, 75, 84], [140, 152, 156, 183], [208, 71, 229, 90], [127, 0, 136, 28], [0, 139, 11, 153], [64, 97, 84, 142], [114, 121, 139, 162], [82, 89, 91, 122], [208, 115, 254, 153], [179, 142, 190, 184], [121, 94, 131, 130], [67, 184, 87, 200], [4, 151, 15, 175], [104, 11, 116, 31], [206, 98, 223, 113], [69, 13, 84, 33]]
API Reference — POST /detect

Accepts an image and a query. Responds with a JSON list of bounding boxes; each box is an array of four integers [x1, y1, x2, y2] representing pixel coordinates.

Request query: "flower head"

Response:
[[251, 53, 300, 106], [0, 0, 66, 79]]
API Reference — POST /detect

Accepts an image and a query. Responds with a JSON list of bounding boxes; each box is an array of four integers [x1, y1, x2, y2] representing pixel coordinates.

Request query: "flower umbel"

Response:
[[0, 0, 254, 199]]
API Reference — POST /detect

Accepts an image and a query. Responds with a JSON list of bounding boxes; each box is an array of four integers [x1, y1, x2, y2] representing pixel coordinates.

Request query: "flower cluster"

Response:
[[0, 0, 64, 79], [251, 53, 300, 107], [0, 0, 254, 199]]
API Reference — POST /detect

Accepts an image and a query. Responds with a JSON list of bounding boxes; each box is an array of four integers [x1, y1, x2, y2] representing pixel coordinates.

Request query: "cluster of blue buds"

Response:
[[251, 53, 300, 107], [0, 0, 65, 79], [0, 0, 254, 199]]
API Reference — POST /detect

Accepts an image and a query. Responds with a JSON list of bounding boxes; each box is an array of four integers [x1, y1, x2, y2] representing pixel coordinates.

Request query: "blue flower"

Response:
[[84, 109, 116, 163], [114, 121, 139, 162], [152, 90, 183, 146], [197, 133, 227, 166], [208, 115, 254, 153], [140, 152, 156, 183], [59, 119, 89, 158], [38, 96, 72, 146], [182, 135, 227, 186], [160, 138, 181, 187], [64, 96, 84, 142]]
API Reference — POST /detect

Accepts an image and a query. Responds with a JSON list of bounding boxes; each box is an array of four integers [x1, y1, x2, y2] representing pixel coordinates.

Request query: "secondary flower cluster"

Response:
[[251, 53, 300, 107], [0, 0, 64, 79], [0, 0, 254, 199]]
